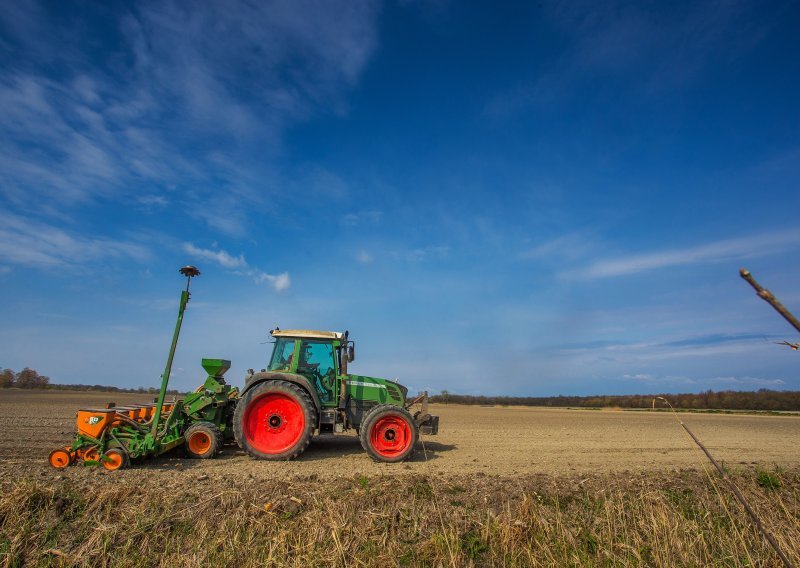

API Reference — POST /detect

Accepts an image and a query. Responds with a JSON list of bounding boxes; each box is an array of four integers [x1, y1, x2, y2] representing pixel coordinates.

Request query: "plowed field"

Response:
[[1, 389, 798, 482]]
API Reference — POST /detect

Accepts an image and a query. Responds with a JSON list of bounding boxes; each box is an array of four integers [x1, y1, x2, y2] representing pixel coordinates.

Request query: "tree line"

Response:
[[431, 389, 800, 411], [1, 367, 50, 388], [0, 367, 179, 395]]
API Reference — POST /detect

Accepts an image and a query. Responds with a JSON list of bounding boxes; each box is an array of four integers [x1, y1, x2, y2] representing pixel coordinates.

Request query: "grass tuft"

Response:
[[757, 468, 782, 490]]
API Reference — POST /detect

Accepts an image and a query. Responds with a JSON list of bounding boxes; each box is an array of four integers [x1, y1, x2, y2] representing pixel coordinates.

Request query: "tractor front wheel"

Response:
[[234, 381, 317, 461], [185, 422, 224, 459], [360, 405, 418, 463]]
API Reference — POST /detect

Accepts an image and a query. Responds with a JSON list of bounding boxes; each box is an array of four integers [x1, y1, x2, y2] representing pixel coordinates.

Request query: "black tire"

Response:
[[234, 380, 317, 461], [359, 404, 418, 463], [184, 421, 224, 459]]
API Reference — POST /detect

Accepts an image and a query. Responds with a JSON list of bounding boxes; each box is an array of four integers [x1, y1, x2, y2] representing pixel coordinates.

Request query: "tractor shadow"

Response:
[[408, 441, 457, 462], [139, 437, 456, 468], [301, 435, 371, 461], [301, 435, 456, 462]]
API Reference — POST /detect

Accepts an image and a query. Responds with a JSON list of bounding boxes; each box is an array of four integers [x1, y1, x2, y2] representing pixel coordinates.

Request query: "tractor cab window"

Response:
[[268, 338, 296, 371], [298, 341, 336, 403]]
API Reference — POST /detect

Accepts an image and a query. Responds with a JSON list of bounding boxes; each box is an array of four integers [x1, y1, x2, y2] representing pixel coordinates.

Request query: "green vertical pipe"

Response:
[[150, 288, 190, 436]]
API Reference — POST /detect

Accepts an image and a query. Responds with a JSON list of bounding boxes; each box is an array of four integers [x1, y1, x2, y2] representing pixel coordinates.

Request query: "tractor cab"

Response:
[[267, 329, 353, 406]]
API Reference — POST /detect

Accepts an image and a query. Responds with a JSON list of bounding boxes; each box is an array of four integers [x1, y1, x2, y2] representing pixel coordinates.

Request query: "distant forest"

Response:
[[430, 389, 800, 411], [0, 367, 180, 395], [4, 366, 799, 410]]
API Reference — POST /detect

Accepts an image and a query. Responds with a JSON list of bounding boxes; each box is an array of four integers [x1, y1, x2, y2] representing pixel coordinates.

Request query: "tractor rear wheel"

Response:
[[184, 422, 224, 459], [234, 381, 317, 461], [360, 405, 418, 463]]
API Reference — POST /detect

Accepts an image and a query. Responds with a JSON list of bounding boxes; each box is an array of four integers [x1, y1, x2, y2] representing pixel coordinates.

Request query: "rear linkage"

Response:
[[405, 391, 440, 435]]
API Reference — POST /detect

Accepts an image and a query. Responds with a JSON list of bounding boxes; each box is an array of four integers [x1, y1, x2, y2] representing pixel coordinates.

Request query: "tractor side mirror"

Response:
[[347, 343, 355, 362]]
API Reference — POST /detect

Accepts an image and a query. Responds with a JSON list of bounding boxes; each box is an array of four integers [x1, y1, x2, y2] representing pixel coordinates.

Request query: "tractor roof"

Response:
[[271, 329, 344, 340]]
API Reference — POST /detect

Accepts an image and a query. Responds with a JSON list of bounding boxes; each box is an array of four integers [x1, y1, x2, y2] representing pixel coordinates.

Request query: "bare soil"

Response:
[[1, 389, 799, 484]]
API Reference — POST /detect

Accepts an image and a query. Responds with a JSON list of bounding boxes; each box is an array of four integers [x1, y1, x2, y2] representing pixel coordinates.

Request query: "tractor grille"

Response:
[[386, 383, 402, 402]]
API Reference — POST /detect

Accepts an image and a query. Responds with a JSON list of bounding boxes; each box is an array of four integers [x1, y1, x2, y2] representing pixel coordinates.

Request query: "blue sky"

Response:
[[1, 1, 799, 396]]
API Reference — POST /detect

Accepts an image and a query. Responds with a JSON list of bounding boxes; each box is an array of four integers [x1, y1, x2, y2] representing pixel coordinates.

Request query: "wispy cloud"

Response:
[[0, 1, 380, 230], [561, 332, 778, 355], [566, 229, 800, 279], [356, 250, 374, 264], [342, 210, 383, 226], [405, 245, 450, 261], [183, 243, 246, 269], [182, 242, 289, 291], [136, 195, 169, 208], [521, 232, 597, 261], [622, 373, 785, 388], [622, 373, 656, 381], [709, 376, 785, 387], [485, 0, 773, 119], [0, 210, 150, 268]]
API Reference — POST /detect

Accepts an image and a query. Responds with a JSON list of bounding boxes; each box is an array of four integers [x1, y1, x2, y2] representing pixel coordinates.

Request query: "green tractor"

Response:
[[234, 329, 439, 463]]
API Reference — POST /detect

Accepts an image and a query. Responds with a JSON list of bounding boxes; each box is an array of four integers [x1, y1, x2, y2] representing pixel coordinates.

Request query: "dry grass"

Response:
[[2, 468, 799, 567]]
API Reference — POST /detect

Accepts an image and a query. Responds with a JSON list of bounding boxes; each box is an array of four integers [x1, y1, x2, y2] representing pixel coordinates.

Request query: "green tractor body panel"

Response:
[[346, 374, 407, 406]]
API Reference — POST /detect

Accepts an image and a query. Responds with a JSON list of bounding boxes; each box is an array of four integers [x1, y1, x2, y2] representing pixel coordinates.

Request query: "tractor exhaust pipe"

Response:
[[338, 331, 349, 411]]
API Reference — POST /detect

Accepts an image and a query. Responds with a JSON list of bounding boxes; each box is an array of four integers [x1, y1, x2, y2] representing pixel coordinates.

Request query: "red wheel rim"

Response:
[[243, 392, 305, 454], [370, 415, 412, 458]]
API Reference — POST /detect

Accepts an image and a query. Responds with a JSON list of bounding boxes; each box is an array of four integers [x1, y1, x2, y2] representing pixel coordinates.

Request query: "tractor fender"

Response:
[[242, 371, 322, 416]]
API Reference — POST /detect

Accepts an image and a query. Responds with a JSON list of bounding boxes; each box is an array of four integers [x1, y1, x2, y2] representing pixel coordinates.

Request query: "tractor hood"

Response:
[[345, 374, 407, 406]]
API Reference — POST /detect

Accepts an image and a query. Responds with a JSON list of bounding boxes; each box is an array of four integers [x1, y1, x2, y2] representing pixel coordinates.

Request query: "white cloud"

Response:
[[709, 376, 786, 387], [183, 243, 246, 269], [0, 210, 150, 268], [621, 372, 785, 388], [253, 271, 291, 292], [567, 229, 800, 279], [183, 242, 290, 291], [622, 373, 656, 381], [0, 1, 380, 230]]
